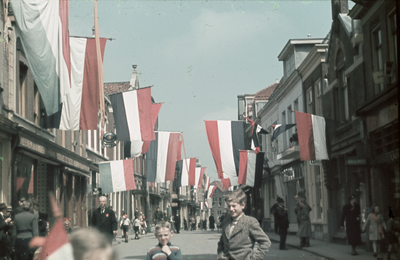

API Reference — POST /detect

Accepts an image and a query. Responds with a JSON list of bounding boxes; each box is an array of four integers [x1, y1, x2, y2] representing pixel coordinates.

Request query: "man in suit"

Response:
[[91, 196, 117, 244], [175, 212, 181, 234], [14, 201, 38, 260], [0, 203, 13, 260]]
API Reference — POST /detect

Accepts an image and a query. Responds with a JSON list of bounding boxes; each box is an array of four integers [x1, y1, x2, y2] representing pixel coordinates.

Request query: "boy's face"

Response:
[[227, 201, 245, 218], [155, 227, 173, 246]]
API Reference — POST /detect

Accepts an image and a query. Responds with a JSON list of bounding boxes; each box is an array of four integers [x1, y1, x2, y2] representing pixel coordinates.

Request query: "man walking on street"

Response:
[[276, 197, 289, 250], [175, 212, 181, 234], [91, 196, 117, 244]]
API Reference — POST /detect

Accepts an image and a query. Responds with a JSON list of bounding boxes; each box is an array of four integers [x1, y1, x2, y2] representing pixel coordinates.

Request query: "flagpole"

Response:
[[94, 0, 105, 138]]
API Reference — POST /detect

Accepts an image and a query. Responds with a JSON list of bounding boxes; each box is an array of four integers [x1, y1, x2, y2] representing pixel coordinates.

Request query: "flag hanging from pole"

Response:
[[109, 87, 154, 157], [238, 150, 264, 188], [99, 159, 136, 194], [145, 132, 181, 183], [179, 158, 196, 187], [271, 123, 296, 142], [295, 111, 329, 161], [10, 0, 71, 116], [142, 103, 163, 154], [44, 37, 107, 130], [204, 120, 245, 185], [244, 117, 269, 154]]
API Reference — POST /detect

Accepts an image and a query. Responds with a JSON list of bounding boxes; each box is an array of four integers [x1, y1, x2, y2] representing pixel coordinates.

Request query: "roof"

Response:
[[251, 82, 279, 103], [104, 82, 130, 96]]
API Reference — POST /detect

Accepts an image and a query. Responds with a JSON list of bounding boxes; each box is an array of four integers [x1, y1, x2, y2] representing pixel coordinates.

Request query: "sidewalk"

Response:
[[266, 232, 386, 260]]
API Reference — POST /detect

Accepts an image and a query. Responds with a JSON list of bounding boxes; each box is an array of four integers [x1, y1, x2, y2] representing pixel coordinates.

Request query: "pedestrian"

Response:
[[14, 198, 26, 215], [120, 213, 131, 243], [297, 198, 312, 247], [146, 221, 183, 260], [257, 209, 263, 227], [5, 205, 17, 259], [169, 213, 176, 232], [340, 194, 362, 256], [69, 228, 117, 260], [141, 216, 148, 235], [294, 194, 302, 246], [0, 203, 14, 260], [91, 196, 118, 245], [183, 218, 188, 231], [175, 213, 181, 234], [217, 189, 271, 260], [270, 198, 280, 235], [363, 204, 387, 257], [153, 207, 163, 224], [275, 197, 289, 250], [386, 207, 400, 260], [209, 213, 215, 231], [134, 208, 140, 219], [191, 216, 196, 231], [64, 218, 72, 234], [14, 200, 39, 260], [119, 211, 125, 238], [133, 216, 141, 240]]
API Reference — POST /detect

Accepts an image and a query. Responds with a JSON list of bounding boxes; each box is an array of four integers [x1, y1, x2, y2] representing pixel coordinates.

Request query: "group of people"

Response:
[[270, 194, 312, 251], [341, 194, 400, 259], [0, 198, 49, 260]]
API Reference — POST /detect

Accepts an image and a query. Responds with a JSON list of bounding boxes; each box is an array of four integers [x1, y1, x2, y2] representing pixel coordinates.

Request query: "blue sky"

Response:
[[70, 0, 351, 181]]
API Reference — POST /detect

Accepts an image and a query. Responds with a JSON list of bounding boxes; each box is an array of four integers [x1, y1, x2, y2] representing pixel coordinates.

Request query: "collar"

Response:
[[158, 242, 171, 248], [232, 212, 244, 222]]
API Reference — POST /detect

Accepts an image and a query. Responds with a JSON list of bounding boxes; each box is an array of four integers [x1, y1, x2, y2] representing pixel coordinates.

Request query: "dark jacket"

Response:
[[153, 210, 163, 223], [296, 204, 312, 238], [340, 202, 362, 246], [0, 214, 13, 257], [276, 205, 289, 231], [91, 207, 117, 238]]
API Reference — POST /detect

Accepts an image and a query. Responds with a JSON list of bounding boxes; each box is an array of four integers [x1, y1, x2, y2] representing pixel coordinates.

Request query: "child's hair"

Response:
[[224, 188, 246, 204], [155, 221, 172, 232]]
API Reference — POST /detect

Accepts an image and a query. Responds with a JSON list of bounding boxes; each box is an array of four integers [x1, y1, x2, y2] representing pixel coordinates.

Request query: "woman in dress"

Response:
[[296, 198, 312, 247], [363, 205, 387, 257]]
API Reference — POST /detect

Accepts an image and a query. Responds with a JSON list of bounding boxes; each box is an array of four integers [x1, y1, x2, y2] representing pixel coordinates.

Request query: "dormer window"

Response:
[[284, 53, 295, 78]]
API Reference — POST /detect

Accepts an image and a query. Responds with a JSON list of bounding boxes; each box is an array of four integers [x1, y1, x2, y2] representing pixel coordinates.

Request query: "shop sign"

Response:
[[309, 160, 322, 165], [345, 158, 367, 165], [20, 137, 45, 154]]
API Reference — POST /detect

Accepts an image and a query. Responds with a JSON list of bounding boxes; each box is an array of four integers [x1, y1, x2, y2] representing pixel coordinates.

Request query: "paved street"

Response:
[[114, 229, 328, 260]]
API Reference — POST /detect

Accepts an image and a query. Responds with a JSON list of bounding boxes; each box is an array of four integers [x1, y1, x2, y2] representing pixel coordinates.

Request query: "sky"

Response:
[[69, 0, 353, 182]]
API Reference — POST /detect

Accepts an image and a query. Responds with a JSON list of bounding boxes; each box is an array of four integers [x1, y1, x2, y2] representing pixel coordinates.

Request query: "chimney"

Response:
[[331, 0, 348, 20], [129, 65, 139, 90]]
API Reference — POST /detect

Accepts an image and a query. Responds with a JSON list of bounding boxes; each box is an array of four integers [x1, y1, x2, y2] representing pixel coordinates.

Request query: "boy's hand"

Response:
[[161, 245, 171, 256]]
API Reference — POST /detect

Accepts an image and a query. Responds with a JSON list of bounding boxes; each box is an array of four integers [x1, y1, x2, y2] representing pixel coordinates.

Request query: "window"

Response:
[[285, 53, 295, 78], [388, 10, 397, 83], [306, 87, 313, 114], [282, 111, 287, 150], [343, 76, 349, 121], [372, 26, 384, 94], [287, 106, 293, 142], [315, 80, 323, 115]]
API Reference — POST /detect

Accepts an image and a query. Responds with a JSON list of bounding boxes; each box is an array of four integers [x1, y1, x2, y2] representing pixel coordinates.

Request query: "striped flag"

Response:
[[205, 177, 211, 192], [38, 219, 74, 260], [145, 132, 181, 183], [295, 111, 329, 161], [238, 150, 264, 188], [142, 103, 163, 154], [44, 37, 107, 130], [244, 117, 269, 154], [201, 202, 208, 210], [207, 185, 217, 199], [99, 159, 136, 194], [10, 0, 70, 116], [204, 120, 245, 185], [109, 87, 153, 157], [180, 158, 196, 187], [271, 123, 296, 142]]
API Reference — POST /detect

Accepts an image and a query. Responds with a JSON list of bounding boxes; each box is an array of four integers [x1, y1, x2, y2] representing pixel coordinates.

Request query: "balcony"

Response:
[[277, 144, 300, 161]]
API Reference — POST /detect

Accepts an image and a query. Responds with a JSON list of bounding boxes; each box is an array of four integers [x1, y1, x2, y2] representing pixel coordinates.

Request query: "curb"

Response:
[[269, 238, 333, 260]]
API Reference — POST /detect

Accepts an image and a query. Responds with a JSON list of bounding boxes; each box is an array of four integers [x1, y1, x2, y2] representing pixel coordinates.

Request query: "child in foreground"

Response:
[[217, 188, 271, 260], [146, 221, 183, 260]]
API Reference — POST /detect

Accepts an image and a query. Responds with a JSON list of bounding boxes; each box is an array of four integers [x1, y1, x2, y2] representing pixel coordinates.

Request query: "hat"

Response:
[[6, 206, 13, 212], [277, 197, 284, 203], [0, 203, 7, 211], [348, 194, 356, 201]]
